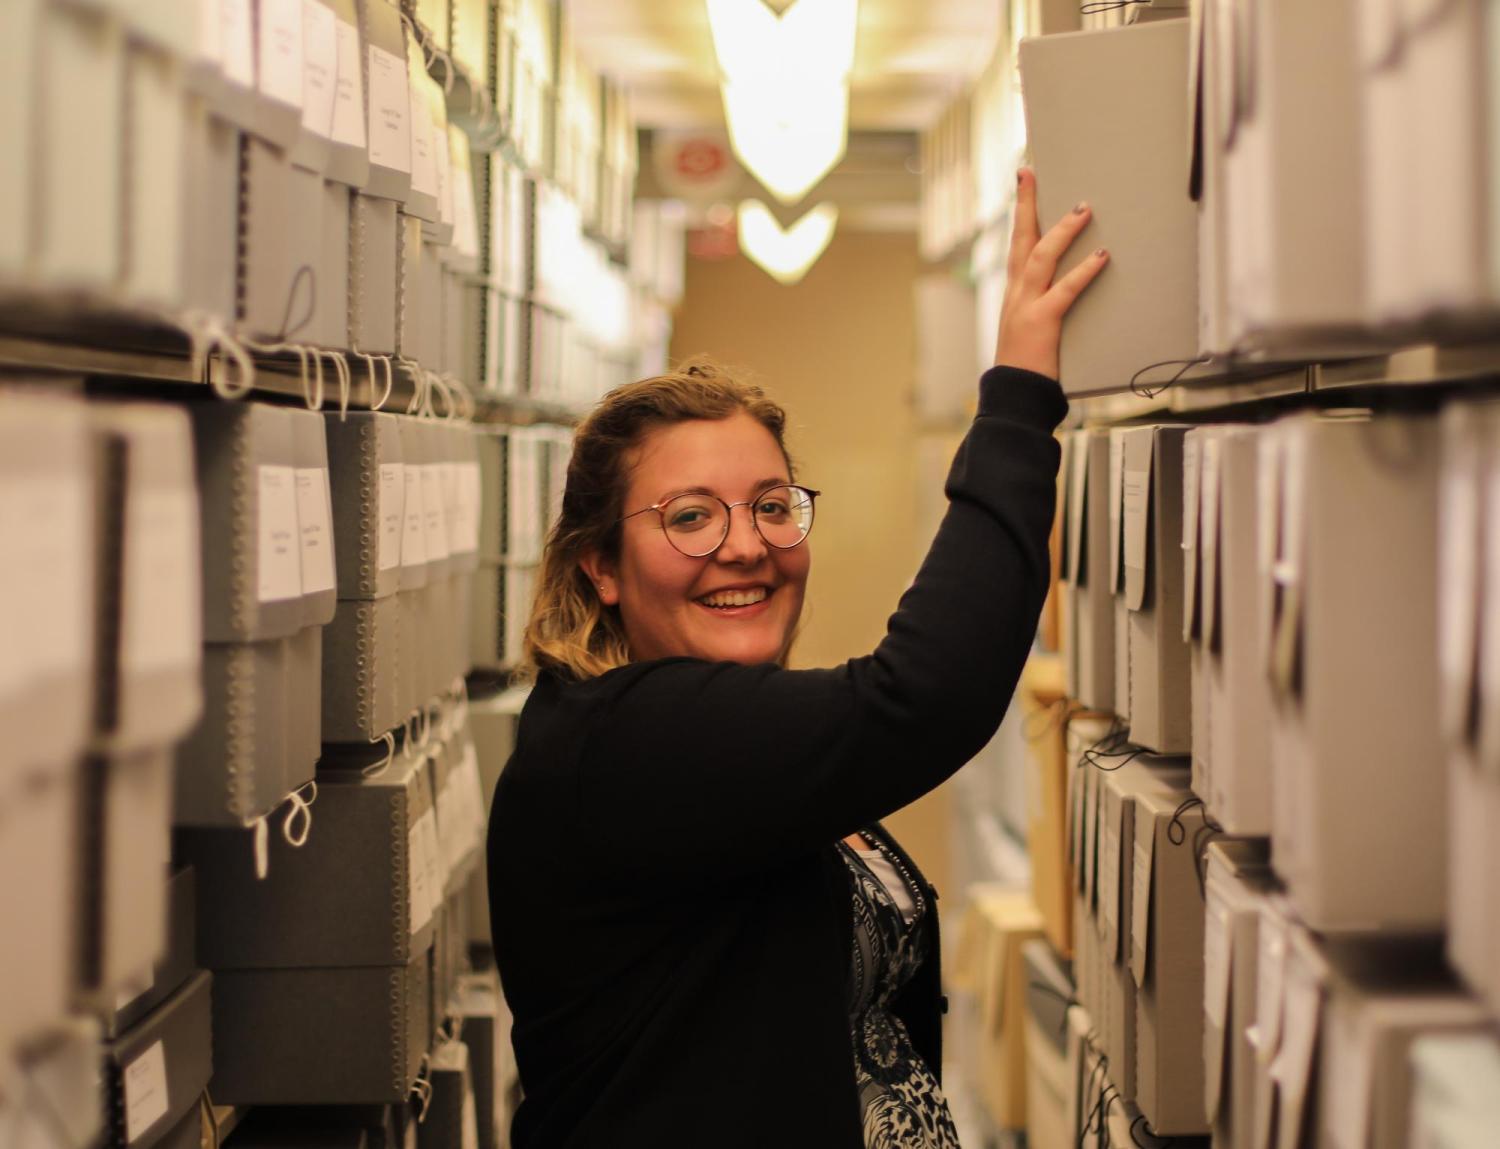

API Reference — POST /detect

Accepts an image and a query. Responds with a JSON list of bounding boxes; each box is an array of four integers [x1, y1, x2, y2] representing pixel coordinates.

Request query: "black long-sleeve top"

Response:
[[486, 366, 1068, 1147]]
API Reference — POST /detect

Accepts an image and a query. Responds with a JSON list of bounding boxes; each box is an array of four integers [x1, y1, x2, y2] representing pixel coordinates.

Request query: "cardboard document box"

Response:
[[0, 390, 96, 777], [1063, 429, 1116, 713], [420, 422, 454, 586], [178, 752, 439, 968], [1409, 1034, 1500, 1148], [209, 946, 431, 1104], [1221, 0, 1365, 349], [1263, 414, 1444, 932], [285, 626, 322, 789], [324, 0, 371, 189], [359, 0, 413, 204], [1187, 425, 1272, 834], [103, 970, 212, 1149], [397, 417, 433, 590], [176, 640, 291, 827], [183, 107, 242, 324], [350, 192, 399, 354], [5, 1017, 106, 1149], [1019, 21, 1202, 397], [395, 590, 423, 717], [188, 401, 305, 643], [325, 411, 404, 601], [239, 136, 299, 340], [252, 0, 306, 149], [405, 52, 444, 228], [123, 40, 190, 310], [1022, 940, 1074, 1149], [1120, 425, 1191, 754], [284, 162, 327, 341], [107, 866, 197, 1042], [321, 594, 403, 742], [291, 0, 339, 175], [419, 243, 445, 365], [445, 424, 482, 576], [395, 211, 426, 361], [1131, 783, 1209, 1135], [292, 409, 339, 627], [1107, 428, 1132, 722], [1318, 957, 1490, 1149], [319, 181, 353, 349], [0, 771, 77, 1057], [1189, 0, 1232, 358], [1202, 840, 1275, 1149], [89, 403, 204, 755], [206, 0, 261, 132], [37, 1, 124, 289], [80, 750, 173, 1002]]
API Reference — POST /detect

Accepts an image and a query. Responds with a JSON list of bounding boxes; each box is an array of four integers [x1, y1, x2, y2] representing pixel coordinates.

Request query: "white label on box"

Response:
[[1122, 464, 1150, 578], [443, 460, 463, 554], [124, 489, 202, 674], [1204, 879, 1232, 1030], [407, 53, 439, 198], [408, 818, 433, 935], [258, 465, 304, 602], [197, 0, 225, 68], [123, 1040, 170, 1143], [300, 0, 337, 138], [379, 462, 404, 571], [258, 0, 305, 107], [422, 463, 450, 560], [367, 43, 412, 173], [330, 18, 366, 147], [221, 0, 256, 87], [295, 467, 336, 594], [402, 464, 428, 567]]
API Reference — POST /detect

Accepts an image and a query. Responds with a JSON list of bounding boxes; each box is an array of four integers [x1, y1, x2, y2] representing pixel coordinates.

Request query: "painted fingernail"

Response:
[[1095, 248, 1109, 258], [1074, 201, 1089, 214]]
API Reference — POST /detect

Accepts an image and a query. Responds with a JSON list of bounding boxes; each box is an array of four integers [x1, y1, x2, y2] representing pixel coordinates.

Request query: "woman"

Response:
[[487, 173, 1107, 1147]]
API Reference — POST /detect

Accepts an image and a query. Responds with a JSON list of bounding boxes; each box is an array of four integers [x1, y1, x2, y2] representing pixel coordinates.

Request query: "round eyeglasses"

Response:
[[618, 484, 820, 558]]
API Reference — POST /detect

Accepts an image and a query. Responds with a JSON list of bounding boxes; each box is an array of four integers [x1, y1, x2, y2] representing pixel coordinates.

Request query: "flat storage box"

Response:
[[285, 626, 322, 790], [1221, 0, 1366, 349], [1185, 425, 1272, 835], [1019, 21, 1203, 397], [284, 163, 328, 342], [292, 409, 339, 627], [239, 135, 297, 340], [1119, 425, 1191, 754], [209, 948, 431, 1105], [322, 594, 403, 743], [187, 401, 305, 643], [325, 411, 405, 601], [1201, 840, 1275, 1149], [80, 750, 173, 1002], [351, 193, 400, 355], [0, 390, 96, 777], [418, 420, 454, 587], [104, 970, 213, 1149], [1062, 429, 1115, 713], [359, 0, 413, 204], [0, 770, 77, 1057], [1262, 414, 1444, 932], [397, 417, 433, 590], [1131, 782, 1209, 1135], [88, 403, 203, 756]]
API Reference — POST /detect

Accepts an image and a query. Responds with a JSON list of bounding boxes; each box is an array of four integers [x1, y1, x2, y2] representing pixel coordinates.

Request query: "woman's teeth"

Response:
[[698, 588, 768, 608]]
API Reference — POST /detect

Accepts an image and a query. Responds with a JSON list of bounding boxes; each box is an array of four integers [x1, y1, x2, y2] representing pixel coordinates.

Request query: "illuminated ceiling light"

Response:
[[721, 78, 848, 204], [737, 200, 839, 285], [706, 0, 859, 205]]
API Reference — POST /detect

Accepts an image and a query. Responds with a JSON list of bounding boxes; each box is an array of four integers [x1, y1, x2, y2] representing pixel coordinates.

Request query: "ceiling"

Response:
[[569, 0, 1001, 132]]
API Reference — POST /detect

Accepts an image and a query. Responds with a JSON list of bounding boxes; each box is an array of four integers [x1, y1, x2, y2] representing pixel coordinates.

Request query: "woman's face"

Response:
[[584, 411, 811, 666]]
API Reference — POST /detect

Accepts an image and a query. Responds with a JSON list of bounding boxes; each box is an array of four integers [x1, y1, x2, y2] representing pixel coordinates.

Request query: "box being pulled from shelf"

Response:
[[1019, 20, 1205, 398], [1261, 412, 1444, 933]]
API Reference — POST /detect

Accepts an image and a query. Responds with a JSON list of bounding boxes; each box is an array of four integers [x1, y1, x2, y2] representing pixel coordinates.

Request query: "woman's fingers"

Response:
[[1007, 168, 1041, 279], [1042, 247, 1111, 315], [1022, 201, 1094, 292]]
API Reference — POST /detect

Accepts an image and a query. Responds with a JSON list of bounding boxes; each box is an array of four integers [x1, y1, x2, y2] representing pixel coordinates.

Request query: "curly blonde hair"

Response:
[[520, 358, 793, 681]]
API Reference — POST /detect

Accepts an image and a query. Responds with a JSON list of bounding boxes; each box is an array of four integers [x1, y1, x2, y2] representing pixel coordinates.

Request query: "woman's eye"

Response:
[[668, 508, 712, 530], [757, 500, 789, 517]]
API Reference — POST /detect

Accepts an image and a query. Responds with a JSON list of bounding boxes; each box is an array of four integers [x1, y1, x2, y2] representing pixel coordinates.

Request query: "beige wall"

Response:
[[669, 229, 954, 892]]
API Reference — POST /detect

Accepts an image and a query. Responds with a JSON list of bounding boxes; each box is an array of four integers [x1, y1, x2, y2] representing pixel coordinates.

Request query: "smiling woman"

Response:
[[487, 170, 1108, 1149]]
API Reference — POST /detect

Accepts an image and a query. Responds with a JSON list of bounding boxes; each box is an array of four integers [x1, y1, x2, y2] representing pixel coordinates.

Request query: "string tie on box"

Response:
[[1130, 355, 1213, 399], [1079, 1, 1149, 15], [361, 730, 398, 779], [400, 357, 429, 415], [1024, 696, 1081, 742], [410, 1053, 434, 1122], [402, 713, 419, 762], [185, 312, 257, 400], [1166, 797, 1205, 846], [321, 348, 353, 420], [1081, 719, 1145, 772], [1130, 1113, 1174, 1148], [281, 780, 319, 847]]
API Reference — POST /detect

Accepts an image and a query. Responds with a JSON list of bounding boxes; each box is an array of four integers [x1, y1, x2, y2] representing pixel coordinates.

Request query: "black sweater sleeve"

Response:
[[564, 366, 1067, 885]]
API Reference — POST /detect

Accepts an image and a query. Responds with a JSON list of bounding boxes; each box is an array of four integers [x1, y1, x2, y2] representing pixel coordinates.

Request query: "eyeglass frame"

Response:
[[616, 483, 822, 558]]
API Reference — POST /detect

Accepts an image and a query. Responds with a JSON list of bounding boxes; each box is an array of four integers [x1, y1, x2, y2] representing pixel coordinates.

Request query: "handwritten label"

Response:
[[123, 488, 201, 673], [220, 0, 256, 88], [408, 50, 439, 198], [258, 0, 305, 107], [330, 18, 367, 147], [300, 0, 337, 138], [258, 465, 303, 602], [295, 467, 336, 594], [1122, 465, 1150, 580], [402, 464, 427, 568], [378, 462, 404, 571], [367, 43, 412, 173], [422, 463, 450, 562], [123, 1041, 170, 1143]]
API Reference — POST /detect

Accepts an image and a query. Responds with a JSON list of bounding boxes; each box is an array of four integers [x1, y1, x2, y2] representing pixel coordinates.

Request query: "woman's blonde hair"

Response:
[[520, 358, 792, 681]]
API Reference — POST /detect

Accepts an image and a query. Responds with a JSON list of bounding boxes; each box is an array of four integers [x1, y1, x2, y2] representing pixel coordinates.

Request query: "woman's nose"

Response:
[[714, 504, 768, 564]]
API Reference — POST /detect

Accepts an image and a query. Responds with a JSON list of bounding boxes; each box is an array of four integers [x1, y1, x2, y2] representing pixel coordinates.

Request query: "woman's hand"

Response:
[[993, 168, 1110, 380]]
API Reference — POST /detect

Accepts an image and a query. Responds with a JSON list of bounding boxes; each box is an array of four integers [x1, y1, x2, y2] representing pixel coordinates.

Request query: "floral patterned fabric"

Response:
[[839, 834, 962, 1149]]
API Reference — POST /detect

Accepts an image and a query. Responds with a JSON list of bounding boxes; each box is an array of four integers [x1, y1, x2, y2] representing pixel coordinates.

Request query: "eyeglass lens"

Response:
[[659, 485, 815, 557]]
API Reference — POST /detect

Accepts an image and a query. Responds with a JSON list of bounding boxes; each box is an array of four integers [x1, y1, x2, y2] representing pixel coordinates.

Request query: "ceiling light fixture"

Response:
[[737, 200, 839, 285], [706, 0, 859, 206]]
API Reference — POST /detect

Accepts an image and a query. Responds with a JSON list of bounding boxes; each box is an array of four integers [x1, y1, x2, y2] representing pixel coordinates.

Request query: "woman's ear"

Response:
[[579, 551, 619, 607]]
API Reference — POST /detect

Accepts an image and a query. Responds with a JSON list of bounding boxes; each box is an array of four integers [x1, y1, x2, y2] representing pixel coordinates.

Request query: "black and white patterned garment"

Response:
[[838, 834, 962, 1149]]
